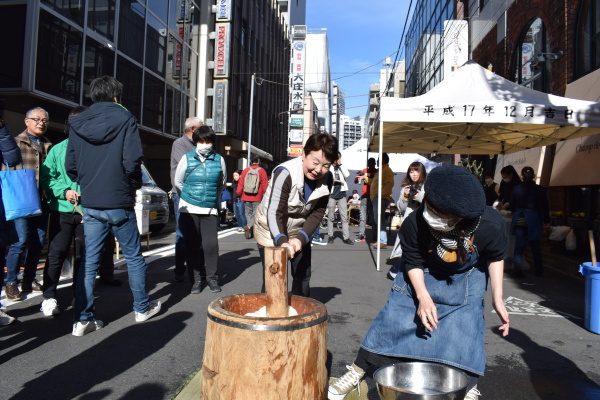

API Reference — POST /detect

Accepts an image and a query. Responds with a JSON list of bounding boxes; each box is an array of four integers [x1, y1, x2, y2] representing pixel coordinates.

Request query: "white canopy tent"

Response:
[[367, 61, 600, 271], [341, 138, 439, 172]]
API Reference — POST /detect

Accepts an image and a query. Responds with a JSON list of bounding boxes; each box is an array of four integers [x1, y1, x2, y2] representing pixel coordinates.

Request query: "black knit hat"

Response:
[[424, 165, 486, 219]]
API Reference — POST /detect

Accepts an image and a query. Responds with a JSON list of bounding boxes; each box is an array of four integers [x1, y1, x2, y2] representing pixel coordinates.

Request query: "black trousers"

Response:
[[178, 213, 218, 282], [43, 212, 84, 299], [259, 242, 312, 297], [42, 212, 117, 300]]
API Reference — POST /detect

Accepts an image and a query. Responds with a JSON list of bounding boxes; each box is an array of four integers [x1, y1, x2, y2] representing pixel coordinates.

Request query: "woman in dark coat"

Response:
[[498, 165, 521, 209], [0, 119, 23, 325], [508, 166, 550, 277]]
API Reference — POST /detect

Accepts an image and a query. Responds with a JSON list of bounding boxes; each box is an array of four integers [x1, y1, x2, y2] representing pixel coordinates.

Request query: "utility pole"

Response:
[[247, 73, 256, 162]]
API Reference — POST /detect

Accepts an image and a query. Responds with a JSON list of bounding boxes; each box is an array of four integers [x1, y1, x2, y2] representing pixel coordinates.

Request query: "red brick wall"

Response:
[[472, 0, 583, 96]]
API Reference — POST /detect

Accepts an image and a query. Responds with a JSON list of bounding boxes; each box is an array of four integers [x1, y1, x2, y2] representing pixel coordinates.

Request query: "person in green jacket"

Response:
[[39, 106, 88, 316]]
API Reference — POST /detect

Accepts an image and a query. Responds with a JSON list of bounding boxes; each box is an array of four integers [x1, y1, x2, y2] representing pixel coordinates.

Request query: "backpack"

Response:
[[243, 167, 262, 194]]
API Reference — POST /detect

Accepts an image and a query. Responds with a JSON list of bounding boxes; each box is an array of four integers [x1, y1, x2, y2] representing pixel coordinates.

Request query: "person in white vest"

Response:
[[253, 133, 337, 297]]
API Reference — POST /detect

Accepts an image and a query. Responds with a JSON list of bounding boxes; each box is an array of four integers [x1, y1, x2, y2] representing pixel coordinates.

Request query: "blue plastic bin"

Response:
[[580, 262, 600, 334]]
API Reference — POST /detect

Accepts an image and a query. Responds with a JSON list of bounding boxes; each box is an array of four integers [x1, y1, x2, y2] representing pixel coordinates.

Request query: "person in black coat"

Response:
[[498, 165, 521, 209], [508, 166, 550, 277], [0, 119, 23, 324]]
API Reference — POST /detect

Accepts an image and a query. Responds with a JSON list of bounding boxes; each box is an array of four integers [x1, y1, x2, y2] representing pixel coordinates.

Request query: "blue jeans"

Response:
[[172, 193, 186, 275], [74, 208, 149, 321], [5, 213, 48, 284], [372, 198, 390, 244], [233, 200, 247, 228]]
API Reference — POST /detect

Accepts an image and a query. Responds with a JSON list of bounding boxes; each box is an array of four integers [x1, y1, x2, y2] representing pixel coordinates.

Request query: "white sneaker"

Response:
[[72, 319, 104, 336], [135, 300, 161, 322], [464, 385, 481, 400], [0, 309, 16, 325], [328, 364, 365, 400], [40, 298, 61, 317]]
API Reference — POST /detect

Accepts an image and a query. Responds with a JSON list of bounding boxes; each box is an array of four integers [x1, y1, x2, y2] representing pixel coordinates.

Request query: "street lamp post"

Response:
[[247, 73, 256, 162]]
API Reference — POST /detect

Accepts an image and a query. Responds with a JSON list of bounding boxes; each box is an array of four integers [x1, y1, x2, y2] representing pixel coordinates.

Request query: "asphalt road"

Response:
[[1, 224, 599, 400]]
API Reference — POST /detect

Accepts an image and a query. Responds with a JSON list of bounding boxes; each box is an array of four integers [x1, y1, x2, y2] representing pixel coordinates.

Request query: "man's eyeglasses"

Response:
[[27, 118, 48, 125]]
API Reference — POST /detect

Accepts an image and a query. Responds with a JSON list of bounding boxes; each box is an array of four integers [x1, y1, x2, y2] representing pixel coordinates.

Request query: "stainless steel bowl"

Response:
[[374, 362, 468, 400]]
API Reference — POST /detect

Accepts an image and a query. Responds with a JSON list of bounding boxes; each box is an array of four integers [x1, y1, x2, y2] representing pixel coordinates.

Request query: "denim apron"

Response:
[[361, 247, 488, 376]]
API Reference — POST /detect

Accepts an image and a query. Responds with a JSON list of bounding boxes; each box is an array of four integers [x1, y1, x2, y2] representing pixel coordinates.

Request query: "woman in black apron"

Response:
[[328, 165, 510, 400]]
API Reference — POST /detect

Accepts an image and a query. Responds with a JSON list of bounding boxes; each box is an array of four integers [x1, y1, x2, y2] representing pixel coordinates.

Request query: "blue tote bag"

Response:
[[0, 163, 42, 220]]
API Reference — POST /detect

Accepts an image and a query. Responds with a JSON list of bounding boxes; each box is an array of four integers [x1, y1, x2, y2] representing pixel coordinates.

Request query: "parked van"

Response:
[[136, 164, 169, 233]]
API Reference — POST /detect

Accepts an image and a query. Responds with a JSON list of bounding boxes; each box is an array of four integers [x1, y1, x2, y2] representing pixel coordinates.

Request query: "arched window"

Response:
[[576, 0, 600, 78], [512, 18, 551, 93]]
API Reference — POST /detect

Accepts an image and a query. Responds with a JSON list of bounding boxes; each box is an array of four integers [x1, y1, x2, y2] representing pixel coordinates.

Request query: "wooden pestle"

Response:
[[264, 247, 289, 317]]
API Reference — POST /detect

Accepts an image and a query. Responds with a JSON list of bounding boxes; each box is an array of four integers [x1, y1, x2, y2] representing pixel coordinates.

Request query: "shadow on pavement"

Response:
[[311, 286, 342, 305], [218, 248, 260, 286], [12, 311, 193, 399], [492, 327, 600, 400]]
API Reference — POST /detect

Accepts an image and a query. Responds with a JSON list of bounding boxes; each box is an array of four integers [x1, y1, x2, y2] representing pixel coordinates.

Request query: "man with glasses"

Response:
[[4, 107, 53, 301]]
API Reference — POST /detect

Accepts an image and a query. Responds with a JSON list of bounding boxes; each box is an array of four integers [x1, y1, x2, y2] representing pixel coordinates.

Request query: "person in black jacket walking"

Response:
[[66, 76, 161, 336], [508, 166, 550, 278]]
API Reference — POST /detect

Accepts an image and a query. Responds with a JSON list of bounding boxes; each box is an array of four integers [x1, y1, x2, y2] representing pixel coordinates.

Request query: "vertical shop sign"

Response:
[[214, 23, 230, 78], [215, 0, 232, 21], [213, 80, 228, 134], [288, 26, 306, 156]]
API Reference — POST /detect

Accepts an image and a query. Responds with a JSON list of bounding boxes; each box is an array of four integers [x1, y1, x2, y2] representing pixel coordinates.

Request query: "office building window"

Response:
[[83, 37, 115, 105], [576, 0, 600, 78], [42, 0, 85, 26], [166, 85, 182, 135], [118, 1, 145, 63], [36, 10, 83, 102], [116, 56, 143, 120], [0, 5, 27, 88], [146, 13, 167, 76], [143, 73, 164, 130], [88, 0, 116, 41]]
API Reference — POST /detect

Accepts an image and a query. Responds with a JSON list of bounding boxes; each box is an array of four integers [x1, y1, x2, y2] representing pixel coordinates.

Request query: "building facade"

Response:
[[339, 115, 363, 151], [0, 0, 292, 188]]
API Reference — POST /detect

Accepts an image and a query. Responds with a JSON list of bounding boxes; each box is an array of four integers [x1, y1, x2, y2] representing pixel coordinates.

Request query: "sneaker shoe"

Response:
[[370, 242, 388, 249], [5, 283, 21, 301], [387, 270, 397, 280], [135, 300, 162, 322], [312, 236, 327, 245], [354, 235, 365, 242], [464, 385, 481, 400], [328, 364, 365, 400], [327, 236, 334, 244], [207, 279, 222, 293], [237, 227, 244, 233], [0, 309, 16, 325], [21, 279, 42, 293], [244, 225, 252, 240], [72, 319, 104, 336], [190, 281, 202, 294], [40, 298, 61, 317], [342, 239, 354, 246], [173, 273, 185, 282]]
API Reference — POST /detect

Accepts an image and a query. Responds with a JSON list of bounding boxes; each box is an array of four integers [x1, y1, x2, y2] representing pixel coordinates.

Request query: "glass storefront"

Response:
[[28, 0, 200, 136]]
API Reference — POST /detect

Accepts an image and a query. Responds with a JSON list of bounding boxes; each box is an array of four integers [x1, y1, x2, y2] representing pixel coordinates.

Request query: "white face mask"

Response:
[[423, 203, 455, 232], [196, 143, 213, 156], [502, 178, 511, 183], [485, 178, 493, 185]]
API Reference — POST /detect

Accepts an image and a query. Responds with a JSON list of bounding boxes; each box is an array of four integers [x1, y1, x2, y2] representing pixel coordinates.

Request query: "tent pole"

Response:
[[377, 120, 384, 271]]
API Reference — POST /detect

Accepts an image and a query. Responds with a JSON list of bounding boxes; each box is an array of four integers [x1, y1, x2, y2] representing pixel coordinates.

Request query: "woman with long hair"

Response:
[[508, 166, 550, 277], [387, 162, 427, 278]]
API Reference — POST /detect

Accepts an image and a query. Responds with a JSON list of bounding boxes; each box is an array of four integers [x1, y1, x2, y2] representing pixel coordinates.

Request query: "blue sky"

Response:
[[306, 0, 410, 118]]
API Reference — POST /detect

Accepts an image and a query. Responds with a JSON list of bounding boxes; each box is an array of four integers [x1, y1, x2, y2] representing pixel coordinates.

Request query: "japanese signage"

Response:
[[289, 145, 303, 157], [290, 117, 303, 127], [289, 129, 303, 144], [214, 23, 230, 78], [420, 103, 577, 123], [443, 20, 468, 77], [293, 25, 306, 39], [178, 0, 191, 22], [215, 0, 232, 21], [173, 25, 190, 79], [212, 80, 228, 134]]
